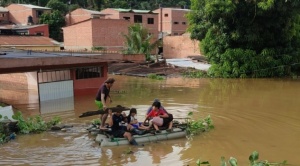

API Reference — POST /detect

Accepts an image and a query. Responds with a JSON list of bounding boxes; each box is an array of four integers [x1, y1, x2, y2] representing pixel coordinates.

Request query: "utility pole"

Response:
[[68, 0, 71, 25], [158, 4, 163, 61]]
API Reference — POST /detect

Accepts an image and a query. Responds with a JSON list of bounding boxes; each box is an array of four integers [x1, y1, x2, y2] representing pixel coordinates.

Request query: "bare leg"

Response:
[[168, 121, 173, 129], [153, 124, 159, 131], [123, 131, 132, 141], [100, 113, 108, 129], [99, 114, 102, 124]]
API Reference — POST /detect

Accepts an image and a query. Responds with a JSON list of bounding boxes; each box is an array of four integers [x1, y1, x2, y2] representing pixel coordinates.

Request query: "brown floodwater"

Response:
[[1, 75, 300, 166]]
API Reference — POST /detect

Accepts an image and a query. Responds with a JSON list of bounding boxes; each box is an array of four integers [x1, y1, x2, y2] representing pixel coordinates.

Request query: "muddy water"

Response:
[[1, 75, 300, 166]]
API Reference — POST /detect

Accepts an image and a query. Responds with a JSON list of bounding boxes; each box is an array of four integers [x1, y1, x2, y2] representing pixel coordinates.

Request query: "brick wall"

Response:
[[122, 54, 145, 62], [0, 12, 9, 22], [154, 8, 189, 35], [101, 9, 159, 42], [6, 4, 33, 25], [63, 20, 93, 50], [65, 8, 95, 26], [63, 18, 130, 51], [0, 73, 31, 105], [163, 34, 201, 59], [28, 24, 49, 37], [6, 4, 50, 25], [101, 8, 120, 19], [171, 9, 189, 35]]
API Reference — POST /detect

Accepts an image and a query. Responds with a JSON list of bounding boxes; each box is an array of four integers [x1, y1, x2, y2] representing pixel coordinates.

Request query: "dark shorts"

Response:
[[111, 130, 125, 138], [163, 118, 172, 127], [162, 114, 173, 127]]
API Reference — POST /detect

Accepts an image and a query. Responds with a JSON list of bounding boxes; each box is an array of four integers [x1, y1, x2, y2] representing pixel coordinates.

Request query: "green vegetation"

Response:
[[182, 69, 208, 78], [188, 0, 300, 78], [39, 10, 65, 42], [147, 73, 165, 80], [197, 151, 287, 166], [12, 111, 61, 134], [91, 118, 101, 126], [92, 46, 106, 51], [186, 112, 214, 137], [0, 111, 61, 144], [123, 24, 161, 61]]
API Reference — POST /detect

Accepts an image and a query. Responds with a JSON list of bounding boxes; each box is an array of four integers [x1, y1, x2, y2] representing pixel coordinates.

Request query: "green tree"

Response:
[[123, 23, 161, 61], [188, 0, 300, 78], [46, 0, 68, 15], [39, 10, 65, 41]]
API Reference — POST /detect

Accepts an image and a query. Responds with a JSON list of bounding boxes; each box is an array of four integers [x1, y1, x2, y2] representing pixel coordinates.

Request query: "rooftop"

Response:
[[18, 4, 51, 10], [83, 8, 104, 15], [112, 8, 154, 14], [0, 36, 59, 46], [0, 6, 8, 12], [0, 24, 48, 30]]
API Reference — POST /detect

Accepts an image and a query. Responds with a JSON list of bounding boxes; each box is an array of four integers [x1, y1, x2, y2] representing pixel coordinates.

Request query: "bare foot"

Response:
[[99, 126, 108, 130]]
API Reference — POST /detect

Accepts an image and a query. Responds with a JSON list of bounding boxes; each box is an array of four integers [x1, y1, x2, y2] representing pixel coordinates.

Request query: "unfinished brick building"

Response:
[[62, 18, 130, 51]]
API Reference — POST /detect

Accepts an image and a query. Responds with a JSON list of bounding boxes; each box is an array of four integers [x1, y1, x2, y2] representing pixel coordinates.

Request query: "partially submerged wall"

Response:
[[163, 34, 201, 59]]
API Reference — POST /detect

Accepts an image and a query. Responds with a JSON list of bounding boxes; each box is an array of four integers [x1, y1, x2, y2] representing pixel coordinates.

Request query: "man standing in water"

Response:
[[95, 77, 115, 129]]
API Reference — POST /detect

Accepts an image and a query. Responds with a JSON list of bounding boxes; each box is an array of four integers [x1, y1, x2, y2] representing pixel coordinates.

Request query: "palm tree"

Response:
[[123, 23, 161, 61]]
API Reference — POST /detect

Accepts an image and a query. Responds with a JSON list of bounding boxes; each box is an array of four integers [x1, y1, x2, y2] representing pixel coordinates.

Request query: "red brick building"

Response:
[[153, 8, 190, 36], [62, 18, 130, 51], [100, 8, 159, 41], [5, 4, 51, 25], [0, 24, 49, 37], [0, 7, 9, 23], [65, 8, 106, 26]]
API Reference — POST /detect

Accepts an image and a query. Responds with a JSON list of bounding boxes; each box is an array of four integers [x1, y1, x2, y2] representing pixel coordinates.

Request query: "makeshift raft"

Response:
[[94, 127, 187, 147]]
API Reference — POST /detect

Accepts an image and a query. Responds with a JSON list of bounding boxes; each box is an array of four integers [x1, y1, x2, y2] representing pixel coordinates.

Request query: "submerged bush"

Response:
[[147, 73, 165, 80], [196, 151, 287, 166], [183, 69, 208, 78], [0, 111, 62, 145], [12, 111, 61, 134], [186, 112, 214, 137]]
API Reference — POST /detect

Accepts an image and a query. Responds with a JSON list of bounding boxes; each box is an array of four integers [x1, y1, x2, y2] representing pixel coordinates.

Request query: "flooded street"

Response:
[[1, 75, 300, 165]]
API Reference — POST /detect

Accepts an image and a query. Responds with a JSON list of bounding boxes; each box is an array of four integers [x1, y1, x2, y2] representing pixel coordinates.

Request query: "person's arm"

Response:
[[144, 114, 150, 123], [158, 109, 169, 118]]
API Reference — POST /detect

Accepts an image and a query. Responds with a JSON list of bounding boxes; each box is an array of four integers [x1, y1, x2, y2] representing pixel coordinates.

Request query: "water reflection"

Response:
[[40, 97, 74, 114], [1, 76, 300, 165]]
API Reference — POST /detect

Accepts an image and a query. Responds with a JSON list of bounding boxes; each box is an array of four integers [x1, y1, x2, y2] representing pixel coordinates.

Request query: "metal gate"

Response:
[[38, 70, 73, 101]]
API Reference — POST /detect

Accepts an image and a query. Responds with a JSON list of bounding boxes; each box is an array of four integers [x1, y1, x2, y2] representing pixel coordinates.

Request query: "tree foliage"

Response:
[[39, 10, 65, 41], [188, 0, 300, 78], [46, 0, 69, 15], [123, 23, 161, 60]]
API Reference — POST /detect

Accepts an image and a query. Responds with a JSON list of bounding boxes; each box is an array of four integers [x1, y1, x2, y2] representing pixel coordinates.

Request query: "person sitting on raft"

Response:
[[108, 109, 140, 145], [144, 101, 173, 133], [127, 108, 149, 131], [145, 98, 167, 117]]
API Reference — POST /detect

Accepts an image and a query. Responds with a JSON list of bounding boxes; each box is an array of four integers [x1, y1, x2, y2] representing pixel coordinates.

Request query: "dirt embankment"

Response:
[[108, 61, 189, 77]]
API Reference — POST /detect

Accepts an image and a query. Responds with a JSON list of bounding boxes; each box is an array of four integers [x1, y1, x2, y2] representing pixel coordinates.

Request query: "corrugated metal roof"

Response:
[[83, 9, 103, 15], [113, 8, 153, 13], [0, 36, 59, 46], [0, 24, 47, 30], [13, 24, 47, 29], [19, 4, 51, 10], [166, 58, 211, 71], [0, 6, 9, 12]]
